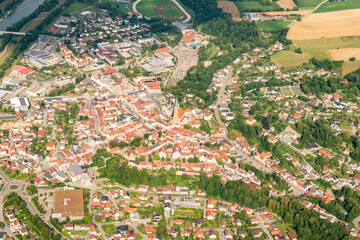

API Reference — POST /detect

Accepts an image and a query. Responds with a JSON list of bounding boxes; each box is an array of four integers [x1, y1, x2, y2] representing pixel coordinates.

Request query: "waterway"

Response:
[[0, 0, 45, 31]]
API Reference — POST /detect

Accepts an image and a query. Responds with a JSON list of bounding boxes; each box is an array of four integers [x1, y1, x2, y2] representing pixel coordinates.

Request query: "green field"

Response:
[[255, 20, 291, 32], [315, 0, 360, 13], [233, 1, 282, 12], [137, 0, 177, 18], [102, 0, 129, 13], [342, 60, 360, 76], [102, 224, 116, 236], [272, 36, 360, 67], [293, 0, 323, 8], [159, 7, 184, 18], [64, 2, 91, 14]]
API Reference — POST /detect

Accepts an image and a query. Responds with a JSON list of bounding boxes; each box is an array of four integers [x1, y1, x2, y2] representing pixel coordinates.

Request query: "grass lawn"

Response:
[[137, 0, 176, 18], [159, 7, 184, 18], [174, 209, 201, 218], [9, 185, 19, 190], [340, 123, 353, 131], [233, 1, 281, 12], [342, 60, 360, 76], [102, 224, 116, 236], [64, 2, 91, 14], [294, 0, 323, 8], [255, 20, 291, 32], [276, 222, 297, 236], [272, 36, 360, 67], [102, 0, 129, 13], [315, 0, 360, 13]]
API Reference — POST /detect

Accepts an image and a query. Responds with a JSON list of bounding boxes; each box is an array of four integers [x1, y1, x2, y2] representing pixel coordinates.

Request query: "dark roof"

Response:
[[117, 225, 129, 232]]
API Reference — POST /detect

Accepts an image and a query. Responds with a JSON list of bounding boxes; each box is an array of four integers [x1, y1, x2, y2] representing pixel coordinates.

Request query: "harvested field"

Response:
[[287, 9, 360, 40], [329, 48, 360, 61], [342, 61, 360, 76], [271, 36, 360, 68], [276, 0, 297, 10], [263, 10, 311, 15], [218, 1, 241, 21]]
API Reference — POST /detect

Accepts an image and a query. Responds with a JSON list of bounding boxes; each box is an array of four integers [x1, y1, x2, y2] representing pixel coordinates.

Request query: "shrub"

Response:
[[295, 48, 302, 54]]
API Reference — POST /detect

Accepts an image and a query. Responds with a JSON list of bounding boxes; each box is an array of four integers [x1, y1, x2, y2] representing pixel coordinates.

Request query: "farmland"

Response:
[[218, 1, 241, 21], [342, 61, 360, 76], [233, 1, 282, 12], [263, 10, 311, 15], [276, 0, 297, 10], [293, 0, 323, 9], [255, 20, 291, 32], [287, 9, 360, 40], [271, 36, 360, 67], [328, 48, 360, 61], [315, 0, 360, 13]]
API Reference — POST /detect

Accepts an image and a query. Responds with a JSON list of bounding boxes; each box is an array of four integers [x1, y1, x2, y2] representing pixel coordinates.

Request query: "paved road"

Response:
[[215, 68, 233, 130], [255, 212, 273, 240], [287, 0, 329, 28]]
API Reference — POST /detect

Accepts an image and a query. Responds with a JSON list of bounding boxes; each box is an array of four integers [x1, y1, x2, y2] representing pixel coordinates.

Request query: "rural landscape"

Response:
[[0, 0, 359, 240]]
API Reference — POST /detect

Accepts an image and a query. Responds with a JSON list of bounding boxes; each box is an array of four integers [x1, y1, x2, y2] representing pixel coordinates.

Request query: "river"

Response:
[[0, 0, 45, 31]]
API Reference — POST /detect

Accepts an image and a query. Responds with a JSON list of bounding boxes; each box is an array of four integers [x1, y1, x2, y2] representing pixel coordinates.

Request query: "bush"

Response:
[[349, 57, 356, 61], [295, 48, 302, 54]]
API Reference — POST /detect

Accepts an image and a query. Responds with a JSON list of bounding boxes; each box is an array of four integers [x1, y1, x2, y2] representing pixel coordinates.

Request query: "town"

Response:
[[0, 0, 360, 240]]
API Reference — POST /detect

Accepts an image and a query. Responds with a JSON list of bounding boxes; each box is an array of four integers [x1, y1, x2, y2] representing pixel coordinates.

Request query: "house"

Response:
[[207, 198, 215, 208], [224, 229, 233, 239], [208, 229, 217, 239], [206, 210, 215, 220], [287, 231, 297, 240], [252, 229, 263, 238]]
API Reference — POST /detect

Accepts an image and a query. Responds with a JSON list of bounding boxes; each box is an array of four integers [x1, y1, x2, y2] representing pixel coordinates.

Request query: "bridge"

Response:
[[0, 31, 26, 36]]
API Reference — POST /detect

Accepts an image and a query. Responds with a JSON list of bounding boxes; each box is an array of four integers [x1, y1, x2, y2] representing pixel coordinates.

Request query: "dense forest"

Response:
[[181, 0, 224, 25], [268, 197, 351, 240], [198, 173, 352, 239], [198, 173, 269, 209]]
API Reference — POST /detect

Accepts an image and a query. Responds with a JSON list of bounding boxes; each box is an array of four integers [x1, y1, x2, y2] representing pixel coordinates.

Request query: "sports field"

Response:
[[271, 36, 360, 67], [255, 20, 291, 32], [159, 7, 184, 18], [137, 0, 175, 18], [315, 0, 360, 13], [233, 1, 281, 12], [287, 9, 360, 40]]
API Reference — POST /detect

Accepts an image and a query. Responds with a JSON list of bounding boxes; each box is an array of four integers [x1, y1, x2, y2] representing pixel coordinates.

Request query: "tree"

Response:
[[295, 48, 302, 54], [228, 129, 238, 141]]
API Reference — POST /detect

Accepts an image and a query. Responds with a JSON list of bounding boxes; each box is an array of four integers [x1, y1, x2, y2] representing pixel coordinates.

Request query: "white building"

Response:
[[10, 97, 30, 111]]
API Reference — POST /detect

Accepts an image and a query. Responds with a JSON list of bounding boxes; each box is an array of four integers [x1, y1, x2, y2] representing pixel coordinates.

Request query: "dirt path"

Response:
[[263, 10, 311, 16]]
